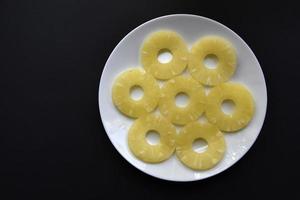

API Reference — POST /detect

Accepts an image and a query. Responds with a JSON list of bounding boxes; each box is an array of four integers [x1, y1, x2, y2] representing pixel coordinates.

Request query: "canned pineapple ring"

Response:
[[176, 122, 226, 170], [159, 76, 205, 125], [206, 82, 255, 132], [188, 36, 237, 86], [141, 30, 189, 80], [112, 68, 160, 118], [128, 114, 176, 163]]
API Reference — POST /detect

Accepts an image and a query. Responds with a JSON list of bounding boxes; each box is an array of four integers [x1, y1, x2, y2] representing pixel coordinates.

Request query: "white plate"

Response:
[[98, 14, 267, 182]]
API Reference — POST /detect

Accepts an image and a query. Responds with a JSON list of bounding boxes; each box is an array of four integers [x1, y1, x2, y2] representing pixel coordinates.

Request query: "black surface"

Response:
[[0, 0, 299, 199]]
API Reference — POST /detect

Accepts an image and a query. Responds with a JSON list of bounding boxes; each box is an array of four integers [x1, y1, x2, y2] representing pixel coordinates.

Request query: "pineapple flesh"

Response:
[[206, 82, 255, 132], [141, 30, 189, 80], [176, 121, 226, 170], [188, 36, 237, 86], [159, 76, 205, 125], [128, 114, 176, 163], [112, 68, 160, 118]]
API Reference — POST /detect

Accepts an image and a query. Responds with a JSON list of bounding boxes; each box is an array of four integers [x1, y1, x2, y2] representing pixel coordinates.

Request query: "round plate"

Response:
[[98, 14, 267, 181]]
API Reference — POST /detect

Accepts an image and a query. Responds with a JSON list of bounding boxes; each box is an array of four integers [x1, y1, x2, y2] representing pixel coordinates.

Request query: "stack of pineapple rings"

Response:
[[112, 30, 255, 170]]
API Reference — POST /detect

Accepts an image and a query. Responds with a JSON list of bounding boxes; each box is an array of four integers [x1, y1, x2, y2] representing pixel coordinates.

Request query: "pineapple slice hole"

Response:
[[175, 92, 190, 108], [146, 130, 160, 145], [157, 49, 173, 64], [130, 85, 144, 101], [192, 138, 208, 153], [221, 99, 236, 115], [204, 54, 219, 69]]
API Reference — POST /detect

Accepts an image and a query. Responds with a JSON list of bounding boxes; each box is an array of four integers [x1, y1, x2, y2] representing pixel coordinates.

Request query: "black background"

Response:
[[0, 0, 299, 199]]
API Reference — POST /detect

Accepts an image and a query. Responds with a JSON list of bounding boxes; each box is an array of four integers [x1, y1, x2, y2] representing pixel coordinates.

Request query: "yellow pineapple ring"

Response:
[[188, 36, 237, 86], [176, 122, 226, 170], [159, 76, 205, 125], [141, 30, 189, 80], [128, 114, 176, 163], [112, 68, 159, 118], [206, 82, 255, 132]]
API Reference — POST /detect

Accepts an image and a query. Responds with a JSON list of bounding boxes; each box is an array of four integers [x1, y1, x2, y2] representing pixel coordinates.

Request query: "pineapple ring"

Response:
[[206, 82, 255, 132], [176, 122, 226, 170], [112, 68, 160, 118], [188, 36, 237, 86], [128, 114, 177, 163], [159, 76, 205, 125], [141, 30, 189, 80]]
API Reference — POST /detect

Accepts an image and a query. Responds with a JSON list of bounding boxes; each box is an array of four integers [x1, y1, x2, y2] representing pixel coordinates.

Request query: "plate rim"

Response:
[[98, 14, 268, 182]]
